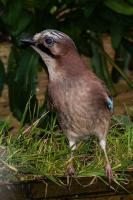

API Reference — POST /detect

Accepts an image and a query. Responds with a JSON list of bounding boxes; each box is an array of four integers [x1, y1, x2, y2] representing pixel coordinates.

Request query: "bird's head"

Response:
[[21, 29, 77, 58], [21, 29, 85, 80]]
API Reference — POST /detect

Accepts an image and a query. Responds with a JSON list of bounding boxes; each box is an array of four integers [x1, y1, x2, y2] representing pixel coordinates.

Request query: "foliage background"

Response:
[[0, 0, 133, 123]]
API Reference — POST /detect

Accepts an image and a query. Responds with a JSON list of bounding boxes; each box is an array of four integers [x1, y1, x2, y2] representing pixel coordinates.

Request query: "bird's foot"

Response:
[[65, 163, 75, 176], [104, 163, 113, 183]]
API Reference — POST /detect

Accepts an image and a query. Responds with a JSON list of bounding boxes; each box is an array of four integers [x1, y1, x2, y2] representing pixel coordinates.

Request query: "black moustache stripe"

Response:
[[37, 44, 55, 58]]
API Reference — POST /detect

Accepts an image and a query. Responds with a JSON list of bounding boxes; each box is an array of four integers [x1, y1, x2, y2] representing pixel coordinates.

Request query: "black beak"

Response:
[[20, 37, 35, 46], [20, 37, 55, 58]]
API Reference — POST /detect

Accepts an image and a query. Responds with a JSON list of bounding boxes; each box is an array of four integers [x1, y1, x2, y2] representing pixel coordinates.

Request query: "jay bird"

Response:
[[21, 29, 113, 182]]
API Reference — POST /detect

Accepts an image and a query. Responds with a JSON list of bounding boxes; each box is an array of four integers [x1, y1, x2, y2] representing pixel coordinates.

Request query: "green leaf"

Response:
[[1, 0, 32, 36], [110, 23, 124, 49], [1, 0, 22, 25], [0, 0, 8, 5], [111, 45, 128, 82], [126, 0, 133, 5], [90, 33, 116, 95], [104, 0, 133, 15], [88, 32, 133, 90], [7, 46, 39, 122], [0, 59, 5, 96], [84, 1, 98, 17], [23, 0, 49, 10], [97, 5, 133, 27]]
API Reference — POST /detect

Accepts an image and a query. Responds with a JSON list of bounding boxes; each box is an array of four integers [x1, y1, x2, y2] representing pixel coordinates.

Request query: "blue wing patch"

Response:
[[106, 96, 113, 112]]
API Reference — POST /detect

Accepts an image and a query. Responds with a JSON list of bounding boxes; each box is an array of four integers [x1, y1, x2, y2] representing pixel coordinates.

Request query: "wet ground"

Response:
[[0, 39, 133, 130]]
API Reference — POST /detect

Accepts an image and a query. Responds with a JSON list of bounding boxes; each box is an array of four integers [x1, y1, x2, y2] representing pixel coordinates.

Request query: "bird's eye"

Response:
[[44, 37, 54, 46]]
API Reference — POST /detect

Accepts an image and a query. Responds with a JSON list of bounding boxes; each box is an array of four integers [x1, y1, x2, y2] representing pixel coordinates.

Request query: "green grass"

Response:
[[0, 113, 133, 185]]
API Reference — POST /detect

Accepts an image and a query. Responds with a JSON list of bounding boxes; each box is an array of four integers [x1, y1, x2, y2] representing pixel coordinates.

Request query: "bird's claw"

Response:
[[65, 163, 75, 176], [105, 163, 113, 183]]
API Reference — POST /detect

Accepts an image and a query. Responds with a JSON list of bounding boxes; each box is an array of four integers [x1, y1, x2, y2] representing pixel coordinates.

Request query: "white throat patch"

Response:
[[32, 45, 61, 81]]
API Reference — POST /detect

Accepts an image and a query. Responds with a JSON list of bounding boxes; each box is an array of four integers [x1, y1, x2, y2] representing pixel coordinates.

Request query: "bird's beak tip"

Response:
[[20, 37, 35, 46]]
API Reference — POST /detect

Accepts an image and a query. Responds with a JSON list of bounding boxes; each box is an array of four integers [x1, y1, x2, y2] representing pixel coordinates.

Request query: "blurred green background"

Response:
[[0, 0, 133, 124]]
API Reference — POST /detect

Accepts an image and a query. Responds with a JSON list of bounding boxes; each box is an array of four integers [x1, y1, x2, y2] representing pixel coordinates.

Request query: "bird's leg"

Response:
[[99, 139, 112, 183], [65, 139, 76, 176]]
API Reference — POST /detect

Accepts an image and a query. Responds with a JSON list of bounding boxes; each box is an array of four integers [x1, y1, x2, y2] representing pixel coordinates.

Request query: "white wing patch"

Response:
[[106, 96, 113, 112]]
